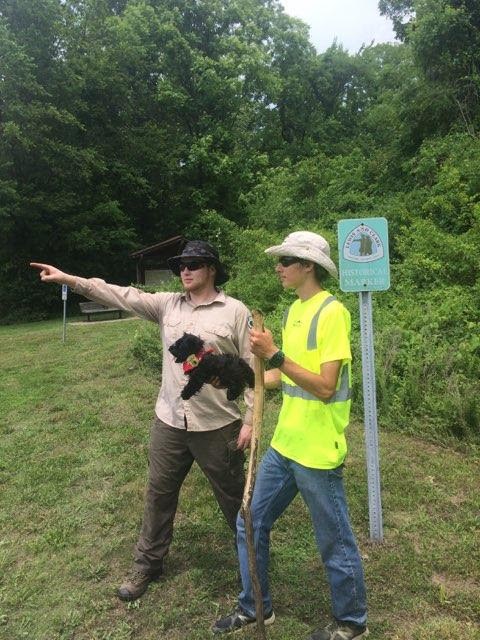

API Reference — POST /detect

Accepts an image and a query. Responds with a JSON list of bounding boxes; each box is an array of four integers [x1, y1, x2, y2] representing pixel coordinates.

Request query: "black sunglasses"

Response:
[[179, 260, 207, 272], [278, 256, 302, 267]]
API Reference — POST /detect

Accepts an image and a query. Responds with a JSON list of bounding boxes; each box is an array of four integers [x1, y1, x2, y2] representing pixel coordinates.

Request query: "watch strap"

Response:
[[268, 350, 285, 368]]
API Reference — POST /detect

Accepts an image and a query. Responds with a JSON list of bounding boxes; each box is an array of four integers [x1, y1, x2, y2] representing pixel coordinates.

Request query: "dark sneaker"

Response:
[[307, 620, 369, 640], [212, 606, 275, 634], [117, 568, 162, 602]]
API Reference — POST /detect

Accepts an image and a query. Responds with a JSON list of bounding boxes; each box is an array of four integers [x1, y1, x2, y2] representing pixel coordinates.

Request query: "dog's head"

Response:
[[168, 333, 205, 363]]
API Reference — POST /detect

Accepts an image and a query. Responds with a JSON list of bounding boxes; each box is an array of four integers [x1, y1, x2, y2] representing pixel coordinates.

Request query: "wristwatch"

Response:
[[268, 350, 285, 368]]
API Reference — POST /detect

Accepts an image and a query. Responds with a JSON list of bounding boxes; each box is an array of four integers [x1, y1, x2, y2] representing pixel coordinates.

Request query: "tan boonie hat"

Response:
[[265, 231, 338, 279]]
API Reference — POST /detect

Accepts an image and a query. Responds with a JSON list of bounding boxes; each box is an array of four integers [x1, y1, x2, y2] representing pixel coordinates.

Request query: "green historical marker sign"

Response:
[[337, 217, 390, 292], [337, 217, 390, 541]]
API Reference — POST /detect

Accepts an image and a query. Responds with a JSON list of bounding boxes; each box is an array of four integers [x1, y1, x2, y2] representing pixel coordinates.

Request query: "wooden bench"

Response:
[[79, 302, 123, 322]]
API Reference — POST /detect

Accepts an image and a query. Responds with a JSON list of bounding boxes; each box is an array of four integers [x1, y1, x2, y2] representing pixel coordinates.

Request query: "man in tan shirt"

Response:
[[31, 240, 253, 601]]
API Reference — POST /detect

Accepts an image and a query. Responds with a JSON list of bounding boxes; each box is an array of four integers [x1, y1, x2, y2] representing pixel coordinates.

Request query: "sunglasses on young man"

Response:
[[179, 260, 208, 272], [277, 256, 303, 267]]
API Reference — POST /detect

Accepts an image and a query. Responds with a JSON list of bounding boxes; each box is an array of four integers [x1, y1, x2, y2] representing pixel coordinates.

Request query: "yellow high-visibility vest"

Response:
[[271, 290, 352, 469]]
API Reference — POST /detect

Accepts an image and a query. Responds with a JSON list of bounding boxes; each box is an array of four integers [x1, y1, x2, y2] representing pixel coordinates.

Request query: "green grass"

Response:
[[1, 319, 479, 640]]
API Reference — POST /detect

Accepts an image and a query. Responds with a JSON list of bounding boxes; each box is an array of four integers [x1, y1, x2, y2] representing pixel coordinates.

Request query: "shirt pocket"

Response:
[[163, 316, 184, 344], [200, 323, 233, 353]]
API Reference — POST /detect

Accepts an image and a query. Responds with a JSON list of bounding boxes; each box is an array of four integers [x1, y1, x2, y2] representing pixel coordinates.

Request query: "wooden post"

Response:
[[241, 310, 266, 639], [136, 255, 146, 285]]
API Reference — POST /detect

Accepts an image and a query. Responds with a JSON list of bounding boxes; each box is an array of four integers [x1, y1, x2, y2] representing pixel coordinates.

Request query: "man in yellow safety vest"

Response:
[[213, 231, 368, 640]]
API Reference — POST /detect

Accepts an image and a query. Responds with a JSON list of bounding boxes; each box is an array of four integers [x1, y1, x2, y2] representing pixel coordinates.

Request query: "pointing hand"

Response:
[[30, 263, 70, 285]]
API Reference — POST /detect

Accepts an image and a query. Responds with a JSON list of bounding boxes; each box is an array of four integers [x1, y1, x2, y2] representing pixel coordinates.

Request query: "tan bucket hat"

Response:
[[265, 231, 338, 279]]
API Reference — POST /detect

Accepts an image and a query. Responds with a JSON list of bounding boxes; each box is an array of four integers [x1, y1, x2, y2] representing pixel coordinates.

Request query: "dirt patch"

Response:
[[432, 573, 480, 597]]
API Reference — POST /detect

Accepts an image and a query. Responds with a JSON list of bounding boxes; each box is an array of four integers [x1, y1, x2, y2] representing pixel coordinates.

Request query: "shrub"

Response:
[[225, 227, 285, 313], [371, 286, 480, 445], [184, 209, 240, 274]]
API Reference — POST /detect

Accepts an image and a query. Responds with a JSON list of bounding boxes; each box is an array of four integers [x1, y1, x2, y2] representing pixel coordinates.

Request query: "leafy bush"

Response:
[[372, 286, 480, 445], [226, 227, 285, 313], [185, 210, 240, 274]]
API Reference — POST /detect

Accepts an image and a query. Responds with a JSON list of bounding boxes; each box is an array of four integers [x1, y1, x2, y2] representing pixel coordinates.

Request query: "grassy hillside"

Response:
[[0, 319, 478, 640]]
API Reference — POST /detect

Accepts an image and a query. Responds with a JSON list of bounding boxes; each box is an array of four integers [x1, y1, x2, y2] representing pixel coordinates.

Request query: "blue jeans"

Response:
[[237, 447, 367, 626]]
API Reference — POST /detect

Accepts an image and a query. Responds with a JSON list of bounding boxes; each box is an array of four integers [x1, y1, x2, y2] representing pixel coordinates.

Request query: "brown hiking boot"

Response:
[[117, 568, 163, 601]]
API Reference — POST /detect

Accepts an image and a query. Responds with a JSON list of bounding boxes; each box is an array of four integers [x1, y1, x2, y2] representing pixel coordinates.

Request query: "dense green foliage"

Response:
[[2, 0, 479, 443]]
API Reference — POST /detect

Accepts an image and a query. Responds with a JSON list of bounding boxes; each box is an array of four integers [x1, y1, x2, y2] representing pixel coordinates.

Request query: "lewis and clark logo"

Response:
[[343, 224, 384, 263], [338, 217, 390, 292]]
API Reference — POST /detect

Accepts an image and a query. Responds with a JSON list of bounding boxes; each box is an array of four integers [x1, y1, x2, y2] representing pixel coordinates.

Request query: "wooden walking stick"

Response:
[[241, 309, 266, 639]]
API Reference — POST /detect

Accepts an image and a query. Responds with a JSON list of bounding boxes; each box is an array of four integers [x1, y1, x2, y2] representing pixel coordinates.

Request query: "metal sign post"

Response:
[[338, 218, 390, 542], [61, 284, 68, 344], [359, 290, 383, 541]]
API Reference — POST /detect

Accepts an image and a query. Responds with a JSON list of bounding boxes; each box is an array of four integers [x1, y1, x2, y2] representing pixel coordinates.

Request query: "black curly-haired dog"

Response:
[[168, 332, 254, 401]]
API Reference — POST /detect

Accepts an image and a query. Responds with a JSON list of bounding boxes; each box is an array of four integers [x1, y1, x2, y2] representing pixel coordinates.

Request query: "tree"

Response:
[[378, 0, 415, 41], [410, 0, 480, 135]]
